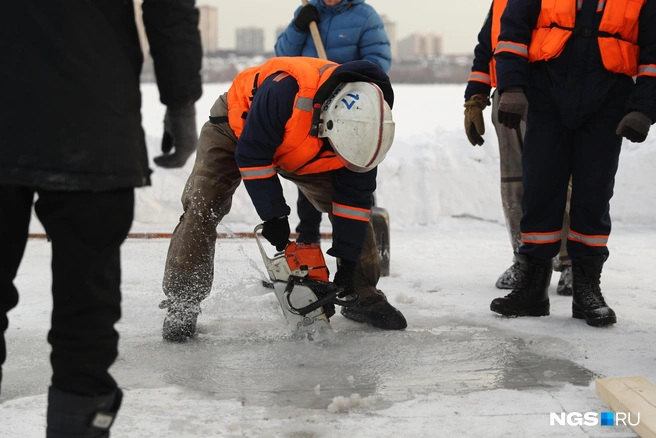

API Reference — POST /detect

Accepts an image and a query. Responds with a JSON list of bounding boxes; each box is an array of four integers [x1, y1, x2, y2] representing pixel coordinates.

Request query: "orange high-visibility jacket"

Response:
[[227, 57, 343, 175], [528, 0, 645, 76], [467, 0, 509, 89]]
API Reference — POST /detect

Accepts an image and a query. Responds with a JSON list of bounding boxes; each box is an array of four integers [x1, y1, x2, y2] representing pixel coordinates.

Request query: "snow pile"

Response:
[[27, 84, 656, 234], [327, 393, 378, 413]]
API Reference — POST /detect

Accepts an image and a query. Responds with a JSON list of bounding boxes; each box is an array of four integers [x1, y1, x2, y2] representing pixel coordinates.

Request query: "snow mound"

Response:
[[327, 393, 378, 413]]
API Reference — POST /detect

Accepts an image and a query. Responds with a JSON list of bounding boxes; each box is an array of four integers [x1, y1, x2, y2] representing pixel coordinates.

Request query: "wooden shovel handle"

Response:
[[301, 0, 328, 60]]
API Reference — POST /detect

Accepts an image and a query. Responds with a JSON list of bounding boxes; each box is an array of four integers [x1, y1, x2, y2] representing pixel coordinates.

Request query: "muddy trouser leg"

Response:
[[162, 93, 241, 306], [554, 180, 572, 271], [277, 171, 382, 300], [491, 89, 525, 262]]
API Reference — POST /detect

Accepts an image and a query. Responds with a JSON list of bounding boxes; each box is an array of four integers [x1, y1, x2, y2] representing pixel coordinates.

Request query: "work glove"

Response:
[[293, 4, 320, 32], [464, 94, 489, 146], [616, 111, 652, 143], [497, 87, 528, 131], [154, 102, 198, 168], [262, 216, 290, 252], [333, 259, 357, 297]]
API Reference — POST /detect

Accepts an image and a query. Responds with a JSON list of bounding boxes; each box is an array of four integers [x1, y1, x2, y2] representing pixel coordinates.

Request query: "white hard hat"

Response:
[[318, 82, 395, 173]]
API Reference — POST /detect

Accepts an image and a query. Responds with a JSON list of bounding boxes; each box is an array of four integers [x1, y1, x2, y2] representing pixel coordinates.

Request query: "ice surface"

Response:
[[4, 84, 655, 437], [3, 221, 653, 437]]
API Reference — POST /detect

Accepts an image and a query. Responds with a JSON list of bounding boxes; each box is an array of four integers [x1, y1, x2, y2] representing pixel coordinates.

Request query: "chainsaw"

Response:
[[254, 223, 355, 339]]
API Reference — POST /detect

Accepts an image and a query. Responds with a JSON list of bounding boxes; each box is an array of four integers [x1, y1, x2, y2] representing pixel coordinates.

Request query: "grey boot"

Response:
[[572, 256, 616, 326], [47, 387, 122, 438], [556, 265, 573, 296], [161, 299, 201, 342], [495, 261, 524, 289]]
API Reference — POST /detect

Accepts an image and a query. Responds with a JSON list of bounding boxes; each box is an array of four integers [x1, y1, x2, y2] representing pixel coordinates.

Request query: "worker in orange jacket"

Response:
[[159, 57, 407, 341], [489, 0, 656, 326], [464, 0, 573, 295]]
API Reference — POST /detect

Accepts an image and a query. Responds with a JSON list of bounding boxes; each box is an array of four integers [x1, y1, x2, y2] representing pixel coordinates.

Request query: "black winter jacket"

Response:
[[0, 0, 203, 191]]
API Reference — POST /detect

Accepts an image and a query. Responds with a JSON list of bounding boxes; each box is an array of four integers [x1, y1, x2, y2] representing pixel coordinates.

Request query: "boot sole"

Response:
[[490, 302, 550, 317], [572, 308, 616, 327], [341, 307, 407, 330]]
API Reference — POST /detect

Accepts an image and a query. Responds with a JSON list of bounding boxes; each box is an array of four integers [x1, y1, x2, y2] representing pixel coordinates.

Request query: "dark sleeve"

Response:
[[235, 74, 299, 221], [142, 0, 203, 106], [326, 167, 377, 263], [493, 0, 541, 93], [465, 3, 494, 100], [628, 0, 656, 123]]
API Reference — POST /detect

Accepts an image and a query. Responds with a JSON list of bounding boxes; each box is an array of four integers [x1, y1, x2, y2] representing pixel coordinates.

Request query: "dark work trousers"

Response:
[[0, 186, 134, 396], [518, 81, 627, 263], [491, 89, 571, 268], [296, 189, 323, 243]]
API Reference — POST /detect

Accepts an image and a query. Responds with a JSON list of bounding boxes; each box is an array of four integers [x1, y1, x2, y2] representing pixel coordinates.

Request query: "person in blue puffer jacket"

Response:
[[275, 0, 391, 244]]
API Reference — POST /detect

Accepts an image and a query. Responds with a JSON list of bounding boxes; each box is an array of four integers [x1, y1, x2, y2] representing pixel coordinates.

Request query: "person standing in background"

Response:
[[489, 0, 656, 326], [0, 1, 201, 436], [464, 0, 574, 295], [275, 0, 391, 246]]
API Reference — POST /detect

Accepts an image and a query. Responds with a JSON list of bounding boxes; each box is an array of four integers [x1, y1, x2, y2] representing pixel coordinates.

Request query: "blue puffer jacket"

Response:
[[274, 0, 391, 73]]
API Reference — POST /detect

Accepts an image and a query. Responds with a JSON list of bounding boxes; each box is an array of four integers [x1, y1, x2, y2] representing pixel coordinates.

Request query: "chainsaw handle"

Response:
[[254, 223, 286, 267]]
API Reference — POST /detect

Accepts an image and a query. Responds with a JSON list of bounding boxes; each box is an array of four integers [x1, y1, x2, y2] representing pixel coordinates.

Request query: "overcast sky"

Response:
[[203, 0, 493, 54]]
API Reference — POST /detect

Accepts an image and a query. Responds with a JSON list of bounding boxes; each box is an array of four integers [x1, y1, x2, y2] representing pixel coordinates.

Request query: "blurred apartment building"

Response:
[[397, 33, 443, 61], [380, 15, 398, 61], [133, 2, 218, 55], [235, 27, 265, 56]]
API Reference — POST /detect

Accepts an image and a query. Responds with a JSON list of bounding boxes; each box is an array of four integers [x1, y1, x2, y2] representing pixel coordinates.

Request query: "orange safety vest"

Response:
[[489, 0, 509, 87], [528, 0, 645, 76], [227, 57, 344, 175]]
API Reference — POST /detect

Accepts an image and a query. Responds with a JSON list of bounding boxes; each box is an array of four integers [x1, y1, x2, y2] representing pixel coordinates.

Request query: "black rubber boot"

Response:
[[495, 261, 524, 289], [47, 387, 122, 438], [572, 255, 616, 327], [161, 299, 201, 342], [490, 254, 551, 317], [556, 265, 573, 296], [340, 287, 407, 330]]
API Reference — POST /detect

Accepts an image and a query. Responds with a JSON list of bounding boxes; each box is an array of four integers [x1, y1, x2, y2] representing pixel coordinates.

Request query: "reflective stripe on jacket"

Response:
[[227, 57, 343, 175]]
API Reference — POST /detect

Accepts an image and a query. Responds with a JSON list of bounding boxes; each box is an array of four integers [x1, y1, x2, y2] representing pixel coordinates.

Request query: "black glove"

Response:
[[616, 111, 652, 143], [464, 94, 489, 146], [262, 216, 290, 252], [497, 87, 528, 130], [333, 259, 357, 297], [293, 4, 320, 32], [154, 102, 198, 168]]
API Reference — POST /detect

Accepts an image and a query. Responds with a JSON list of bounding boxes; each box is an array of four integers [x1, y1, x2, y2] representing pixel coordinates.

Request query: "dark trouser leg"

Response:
[[34, 189, 133, 396], [162, 93, 241, 306], [0, 186, 33, 395], [295, 189, 322, 244], [567, 109, 623, 260], [518, 94, 572, 263]]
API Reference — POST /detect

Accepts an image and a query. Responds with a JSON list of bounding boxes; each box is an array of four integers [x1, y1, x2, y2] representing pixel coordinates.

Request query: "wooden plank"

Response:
[[596, 376, 656, 438]]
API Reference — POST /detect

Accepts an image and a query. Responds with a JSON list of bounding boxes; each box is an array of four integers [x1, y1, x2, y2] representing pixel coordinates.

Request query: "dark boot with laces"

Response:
[[495, 261, 525, 289], [572, 255, 616, 327], [490, 254, 551, 317]]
